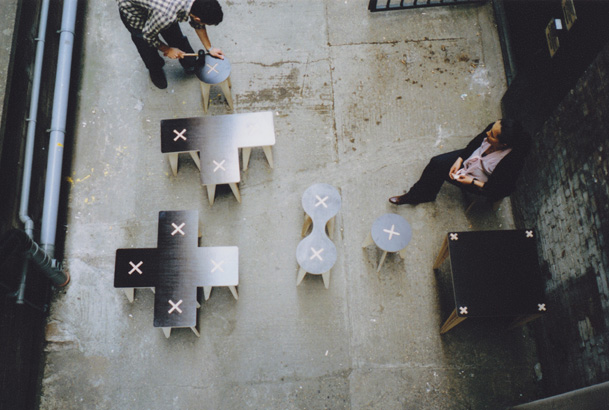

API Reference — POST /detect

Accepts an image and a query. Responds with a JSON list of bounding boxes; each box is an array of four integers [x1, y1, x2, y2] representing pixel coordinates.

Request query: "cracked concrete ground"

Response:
[[39, 1, 542, 409]]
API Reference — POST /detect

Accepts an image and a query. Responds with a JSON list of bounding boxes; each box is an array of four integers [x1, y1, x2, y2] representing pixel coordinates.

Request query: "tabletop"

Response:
[[371, 213, 412, 252], [446, 229, 546, 318]]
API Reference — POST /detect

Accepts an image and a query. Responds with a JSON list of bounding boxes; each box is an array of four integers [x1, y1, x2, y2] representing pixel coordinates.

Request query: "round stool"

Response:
[[195, 51, 233, 113], [362, 213, 412, 272]]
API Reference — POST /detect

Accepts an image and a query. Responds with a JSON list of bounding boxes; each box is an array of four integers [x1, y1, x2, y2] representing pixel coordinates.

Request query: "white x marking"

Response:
[[310, 247, 324, 261], [450, 233, 459, 241], [538, 303, 546, 311], [526, 230, 534, 238], [459, 306, 468, 315], [315, 195, 329, 208], [168, 299, 183, 314], [213, 160, 226, 172], [173, 128, 187, 141], [383, 224, 400, 240], [211, 259, 224, 273], [206, 63, 219, 74], [128, 261, 143, 275], [171, 222, 185, 236]]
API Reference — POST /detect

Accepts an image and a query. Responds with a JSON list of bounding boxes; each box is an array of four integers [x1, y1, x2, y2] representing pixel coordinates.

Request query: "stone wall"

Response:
[[511, 41, 609, 395]]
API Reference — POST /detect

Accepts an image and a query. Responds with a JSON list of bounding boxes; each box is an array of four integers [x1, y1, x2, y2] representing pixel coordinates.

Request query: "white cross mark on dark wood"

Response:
[[173, 128, 187, 141], [526, 230, 534, 238], [315, 195, 329, 208], [383, 224, 400, 240], [211, 259, 224, 273], [168, 299, 183, 314], [206, 63, 219, 74], [459, 306, 468, 315], [213, 160, 226, 172], [310, 247, 324, 261], [129, 261, 143, 275], [538, 303, 546, 311], [171, 222, 185, 236], [450, 233, 459, 241]]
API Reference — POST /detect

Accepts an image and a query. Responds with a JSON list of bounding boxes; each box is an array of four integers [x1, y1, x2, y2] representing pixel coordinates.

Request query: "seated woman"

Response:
[[389, 119, 530, 205]]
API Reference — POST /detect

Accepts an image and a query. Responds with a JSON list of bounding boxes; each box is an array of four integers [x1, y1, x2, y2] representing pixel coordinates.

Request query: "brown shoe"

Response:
[[389, 193, 424, 205]]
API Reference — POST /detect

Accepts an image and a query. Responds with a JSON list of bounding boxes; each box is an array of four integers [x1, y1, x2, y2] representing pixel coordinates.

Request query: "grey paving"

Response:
[[39, 1, 541, 409]]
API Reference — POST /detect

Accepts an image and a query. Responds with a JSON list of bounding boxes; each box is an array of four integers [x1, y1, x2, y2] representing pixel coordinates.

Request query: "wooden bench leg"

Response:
[[262, 146, 274, 168], [433, 236, 449, 269], [204, 286, 212, 301], [190, 326, 201, 337], [296, 267, 307, 286], [124, 288, 134, 303], [509, 314, 542, 329], [189, 151, 201, 170], [377, 251, 388, 272], [362, 232, 374, 248], [200, 82, 211, 113], [242, 147, 251, 171], [220, 77, 234, 110], [440, 309, 467, 334], [229, 183, 241, 203], [162, 327, 171, 338], [322, 271, 330, 289], [302, 214, 313, 237], [206, 184, 216, 206], [229, 286, 239, 300], [168, 153, 179, 176], [326, 216, 335, 240]]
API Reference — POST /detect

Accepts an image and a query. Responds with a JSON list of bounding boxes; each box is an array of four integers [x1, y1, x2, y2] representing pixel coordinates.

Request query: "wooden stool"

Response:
[[362, 213, 412, 272], [196, 54, 233, 113], [296, 184, 341, 288]]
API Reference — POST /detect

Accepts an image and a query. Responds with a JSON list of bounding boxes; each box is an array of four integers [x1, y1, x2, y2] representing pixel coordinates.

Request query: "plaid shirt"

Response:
[[117, 0, 205, 48]]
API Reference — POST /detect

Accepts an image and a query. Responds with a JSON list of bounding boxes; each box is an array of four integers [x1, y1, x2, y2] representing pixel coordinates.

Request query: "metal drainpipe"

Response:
[[40, 0, 78, 261], [15, 0, 51, 304]]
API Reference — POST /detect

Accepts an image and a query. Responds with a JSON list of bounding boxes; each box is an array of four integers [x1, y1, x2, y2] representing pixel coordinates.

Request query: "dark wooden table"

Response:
[[160, 111, 275, 205], [433, 229, 546, 334], [114, 210, 238, 338]]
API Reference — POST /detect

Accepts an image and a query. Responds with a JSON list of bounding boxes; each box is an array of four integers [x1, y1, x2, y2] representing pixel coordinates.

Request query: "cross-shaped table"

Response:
[[160, 111, 275, 205], [114, 210, 238, 338]]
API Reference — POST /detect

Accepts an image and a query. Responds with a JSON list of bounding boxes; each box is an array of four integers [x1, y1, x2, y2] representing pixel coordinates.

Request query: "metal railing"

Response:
[[369, 0, 487, 12]]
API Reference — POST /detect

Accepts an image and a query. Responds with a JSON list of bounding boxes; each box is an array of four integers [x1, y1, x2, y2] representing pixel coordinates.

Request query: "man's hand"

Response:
[[449, 158, 463, 179], [208, 47, 225, 60], [455, 174, 474, 185], [159, 45, 185, 59]]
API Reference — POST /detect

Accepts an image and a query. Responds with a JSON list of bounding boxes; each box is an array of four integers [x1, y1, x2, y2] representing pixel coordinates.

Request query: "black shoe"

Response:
[[149, 67, 167, 89], [388, 192, 431, 205]]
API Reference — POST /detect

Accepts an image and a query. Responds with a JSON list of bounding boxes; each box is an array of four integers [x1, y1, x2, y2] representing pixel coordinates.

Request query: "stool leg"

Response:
[[229, 286, 239, 300], [229, 183, 241, 203], [242, 147, 252, 171], [204, 286, 212, 300], [322, 271, 330, 289], [433, 236, 449, 269], [326, 216, 335, 240], [377, 251, 388, 272], [190, 326, 201, 337], [206, 184, 216, 206], [398, 248, 407, 259], [220, 77, 234, 110], [168, 153, 179, 176], [296, 267, 307, 286], [262, 146, 274, 168], [124, 288, 134, 303], [189, 151, 201, 171], [362, 232, 374, 248], [200, 82, 211, 113], [301, 214, 313, 237], [162, 328, 171, 338]]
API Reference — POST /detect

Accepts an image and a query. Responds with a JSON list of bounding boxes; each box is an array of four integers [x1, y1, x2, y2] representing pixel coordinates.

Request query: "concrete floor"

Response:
[[39, 1, 542, 409]]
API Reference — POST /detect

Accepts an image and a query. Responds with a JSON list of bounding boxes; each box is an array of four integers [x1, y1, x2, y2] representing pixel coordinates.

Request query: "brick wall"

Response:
[[511, 42, 609, 395]]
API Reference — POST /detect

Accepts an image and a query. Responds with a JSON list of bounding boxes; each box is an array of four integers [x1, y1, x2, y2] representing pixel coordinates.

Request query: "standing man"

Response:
[[117, 0, 225, 89]]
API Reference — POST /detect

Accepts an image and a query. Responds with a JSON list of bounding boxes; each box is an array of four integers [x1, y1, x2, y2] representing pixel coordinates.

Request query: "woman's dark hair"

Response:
[[497, 118, 525, 148], [190, 0, 223, 25]]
